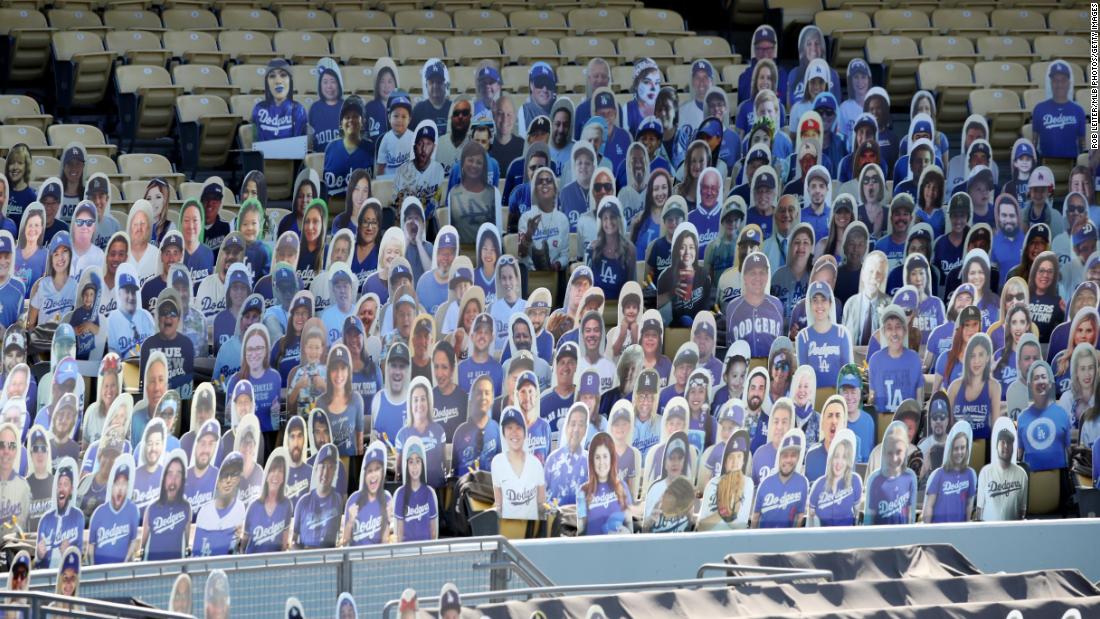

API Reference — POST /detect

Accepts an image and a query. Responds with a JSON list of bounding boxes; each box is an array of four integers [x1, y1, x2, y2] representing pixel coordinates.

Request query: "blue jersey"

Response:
[[251, 100, 307, 142], [590, 254, 630, 300], [393, 484, 436, 542], [688, 205, 722, 256], [576, 480, 631, 535], [88, 501, 140, 564], [808, 475, 862, 527], [107, 310, 156, 358], [342, 491, 389, 546], [753, 473, 808, 529], [1033, 99, 1086, 159], [37, 507, 84, 568], [309, 100, 342, 154], [323, 394, 366, 457], [193, 501, 245, 557], [13, 248, 44, 300], [797, 326, 852, 390], [849, 411, 875, 463], [864, 471, 917, 525], [952, 383, 993, 441], [395, 423, 447, 488], [868, 349, 923, 413], [184, 466, 218, 517], [131, 465, 162, 518], [801, 206, 830, 245], [804, 444, 827, 483], [725, 295, 784, 357], [432, 386, 467, 440], [926, 467, 977, 523], [451, 420, 502, 477], [323, 140, 374, 197], [526, 418, 552, 463], [687, 413, 716, 454], [227, 369, 282, 432], [372, 391, 405, 445], [293, 491, 342, 548], [183, 246, 213, 290], [285, 463, 312, 505], [1017, 403, 1072, 471], [243, 497, 293, 553], [544, 448, 587, 506], [633, 418, 661, 458], [558, 182, 588, 231], [143, 501, 190, 561], [751, 443, 777, 484], [0, 279, 25, 327], [458, 357, 503, 395]]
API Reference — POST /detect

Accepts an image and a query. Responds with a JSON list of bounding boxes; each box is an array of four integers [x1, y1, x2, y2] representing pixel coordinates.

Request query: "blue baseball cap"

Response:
[[219, 452, 245, 478], [199, 419, 220, 441], [516, 370, 538, 392], [812, 91, 838, 113], [808, 280, 832, 302], [222, 232, 245, 253], [74, 200, 97, 221], [415, 123, 436, 143], [572, 265, 594, 283], [160, 231, 184, 253], [696, 117, 723, 138], [232, 380, 254, 401], [893, 287, 918, 313], [364, 441, 386, 468], [578, 370, 600, 396], [331, 267, 353, 286], [955, 282, 977, 299], [438, 230, 457, 249], [291, 293, 312, 313], [477, 65, 501, 84], [118, 271, 138, 290], [242, 294, 264, 316], [741, 227, 762, 244], [1073, 223, 1097, 247], [694, 319, 715, 339], [0, 234, 12, 255], [717, 401, 745, 426], [425, 60, 446, 82], [343, 315, 365, 335], [838, 372, 861, 391], [691, 59, 713, 78], [911, 118, 933, 137], [529, 62, 556, 89], [594, 90, 615, 111], [48, 231, 72, 255], [1013, 141, 1035, 160], [55, 358, 79, 385], [500, 406, 525, 430], [450, 266, 472, 288], [61, 547, 80, 573], [556, 341, 579, 360], [1049, 61, 1071, 78], [227, 267, 250, 289], [636, 116, 663, 139], [329, 344, 351, 366], [780, 432, 803, 452], [170, 267, 190, 289], [316, 442, 338, 465], [54, 323, 76, 346], [742, 251, 768, 272], [387, 91, 412, 113], [390, 262, 412, 281], [728, 432, 748, 452]]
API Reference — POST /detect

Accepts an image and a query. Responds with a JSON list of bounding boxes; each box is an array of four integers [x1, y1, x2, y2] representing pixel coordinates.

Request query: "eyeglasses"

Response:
[[535, 177, 555, 186], [862, 177, 879, 185], [0, 441, 16, 451], [160, 309, 179, 319], [31, 444, 47, 453], [453, 109, 471, 117], [593, 183, 613, 192], [1067, 205, 1086, 214], [75, 218, 95, 228]]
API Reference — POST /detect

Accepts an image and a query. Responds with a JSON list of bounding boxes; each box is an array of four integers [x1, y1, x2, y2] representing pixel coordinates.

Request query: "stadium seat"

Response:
[[920, 36, 978, 63], [103, 9, 164, 33], [555, 64, 586, 93], [976, 36, 1033, 65], [917, 61, 973, 132], [628, 8, 689, 37], [967, 89, 1027, 153], [394, 9, 455, 35], [1048, 9, 1090, 35], [83, 153, 124, 187], [116, 65, 183, 142], [445, 36, 504, 65], [219, 8, 279, 34], [290, 64, 320, 95], [453, 9, 510, 37], [118, 153, 185, 190], [608, 66, 637, 93], [332, 32, 389, 64], [341, 65, 378, 96], [664, 327, 691, 358], [617, 37, 677, 66], [508, 10, 571, 38], [176, 94, 242, 173], [395, 65, 423, 94], [389, 35, 446, 63], [501, 66, 536, 92], [161, 9, 221, 32], [768, 0, 822, 32], [278, 9, 337, 37], [47, 124, 116, 157], [163, 31, 228, 67], [28, 154, 60, 182], [502, 36, 561, 65], [568, 8, 629, 36], [931, 8, 992, 38], [52, 31, 117, 108], [990, 9, 1048, 37], [721, 64, 749, 91], [675, 36, 738, 64], [228, 64, 269, 94], [334, 10, 395, 33], [273, 31, 331, 64], [0, 125, 49, 157], [1027, 469, 1061, 516], [973, 61, 1031, 95], [217, 31, 276, 64], [0, 94, 52, 133], [106, 30, 172, 67], [448, 65, 476, 93], [559, 36, 616, 64], [1033, 36, 1090, 63], [173, 64, 238, 100], [664, 64, 695, 92], [1031, 61, 1085, 89], [229, 94, 262, 120], [47, 9, 108, 38], [1022, 88, 1046, 112], [0, 8, 54, 82], [815, 10, 874, 70], [873, 9, 936, 40], [865, 35, 921, 104]]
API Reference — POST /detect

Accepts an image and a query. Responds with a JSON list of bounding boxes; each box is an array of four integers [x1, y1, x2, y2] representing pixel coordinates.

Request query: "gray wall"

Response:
[[516, 519, 1100, 584]]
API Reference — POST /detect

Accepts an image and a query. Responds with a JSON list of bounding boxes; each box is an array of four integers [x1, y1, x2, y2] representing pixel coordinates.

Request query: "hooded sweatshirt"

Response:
[[364, 57, 399, 142], [251, 59, 307, 142], [309, 58, 345, 154]]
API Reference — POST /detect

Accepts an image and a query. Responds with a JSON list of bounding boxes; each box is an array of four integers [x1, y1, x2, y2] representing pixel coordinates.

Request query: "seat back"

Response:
[[290, 64, 320, 95], [273, 31, 331, 59], [228, 64, 268, 94], [163, 30, 220, 61], [918, 61, 973, 90], [973, 61, 1029, 87], [341, 64, 379, 96], [389, 35, 445, 62], [977, 36, 1033, 61], [335, 9, 394, 32], [278, 8, 335, 33], [617, 37, 674, 63], [446, 36, 502, 64], [119, 152, 174, 179], [1048, 9, 1090, 35], [674, 35, 735, 61], [568, 8, 627, 33], [173, 64, 231, 92], [332, 32, 389, 63], [48, 9, 103, 30], [1031, 61, 1084, 87], [29, 154, 60, 182], [931, 8, 990, 33], [558, 36, 615, 63], [52, 30, 105, 60], [162, 8, 219, 31], [0, 94, 44, 122], [393, 9, 454, 33], [0, 8, 52, 81], [920, 36, 975, 61], [629, 8, 687, 35], [0, 125, 47, 150], [815, 9, 872, 35], [1033, 36, 1089, 61], [865, 35, 919, 62], [990, 9, 1046, 34], [874, 9, 930, 32], [220, 8, 278, 31], [176, 93, 230, 122], [48, 123, 106, 147], [104, 9, 163, 31], [502, 36, 559, 64], [453, 9, 507, 34]]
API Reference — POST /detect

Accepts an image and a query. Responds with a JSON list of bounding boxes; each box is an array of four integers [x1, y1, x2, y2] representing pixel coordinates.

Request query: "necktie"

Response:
[[779, 237, 787, 263], [861, 299, 873, 346]]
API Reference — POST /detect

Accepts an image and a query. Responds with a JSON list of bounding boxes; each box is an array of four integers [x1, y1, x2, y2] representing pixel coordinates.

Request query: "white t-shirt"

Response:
[[577, 355, 616, 392], [976, 462, 1027, 521], [127, 245, 161, 286], [698, 475, 754, 530], [376, 130, 414, 178], [491, 452, 544, 520], [490, 297, 526, 355]]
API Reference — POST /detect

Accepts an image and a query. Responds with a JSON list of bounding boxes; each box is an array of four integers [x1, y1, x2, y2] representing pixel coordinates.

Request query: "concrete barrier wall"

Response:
[[515, 519, 1100, 584]]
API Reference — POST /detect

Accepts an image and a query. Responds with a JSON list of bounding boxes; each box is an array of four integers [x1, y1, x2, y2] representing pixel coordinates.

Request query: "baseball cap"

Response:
[[597, 196, 621, 218], [892, 287, 918, 313], [636, 369, 659, 394], [387, 342, 410, 365], [958, 305, 982, 325], [527, 115, 551, 136], [160, 230, 184, 253], [156, 291, 181, 317], [890, 193, 915, 213], [118, 271, 139, 290], [967, 164, 994, 186], [364, 441, 386, 468], [753, 26, 777, 45], [722, 196, 746, 222], [1075, 223, 1098, 247], [894, 399, 921, 426], [691, 59, 714, 78], [837, 368, 861, 391], [500, 406, 525, 430], [242, 294, 263, 316], [1029, 222, 1051, 241], [572, 265, 594, 284], [331, 267, 354, 287], [578, 370, 600, 396], [222, 232, 245, 253], [807, 280, 832, 302], [740, 226, 762, 245], [340, 95, 365, 120], [780, 432, 803, 453], [746, 144, 770, 165], [387, 91, 412, 114], [636, 116, 663, 139], [201, 182, 223, 202], [753, 169, 776, 189], [529, 62, 556, 89], [473, 312, 493, 333], [1028, 166, 1055, 189], [954, 282, 977, 300], [48, 231, 72, 256], [199, 419, 220, 441], [673, 346, 699, 367], [716, 401, 745, 426], [742, 251, 769, 272], [694, 319, 715, 340], [86, 175, 109, 197], [667, 436, 687, 457], [593, 89, 616, 112], [316, 442, 338, 465], [227, 266, 250, 290], [0, 233, 15, 255], [527, 288, 552, 311], [1049, 60, 1071, 78], [929, 393, 950, 419], [516, 370, 538, 392], [661, 196, 688, 220], [948, 192, 972, 214], [477, 65, 501, 84], [219, 452, 245, 478], [291, 293, 312, 314], [696, 117, 723, 139], [1012, 139, 1035, 160], [440, 585, 461, 613], [231, 380, 254, 402], [812, 91, 838, 113], [344, 315, 366, 336], [805, 58, 830, 84], [880, 303, 907, 325], [424, 60, 446, 82], [848, 58, 870, 77], [414, 122, 437, 144], [390, 262, 413, 282], [450, 266, 473, 288], [74, 200, 97, 221]]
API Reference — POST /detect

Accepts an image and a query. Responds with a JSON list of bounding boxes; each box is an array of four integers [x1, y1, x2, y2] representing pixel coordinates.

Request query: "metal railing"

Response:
[[386, 562, 833, 618], [28, 536, 552, 619], [0, 590, 192, 618]]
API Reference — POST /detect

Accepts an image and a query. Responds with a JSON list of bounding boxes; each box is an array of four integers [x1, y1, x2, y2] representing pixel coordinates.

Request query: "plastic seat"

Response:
[[555, 64, 587, 93], [769, 0, 822, 32], [1027, 469, 1061, 516], [721, 64, 749, 90], [1033, 36, 1090, 62], [341, 65, 378, 96], [106, 30, 172, 66], [617, 37, 676, 65], [664, 64, 694, 92], [990, 9, 1047, 36], [103, 9, 164, 32], [628, 8, 688, 37], [118, 153, 184, 189], [173, 64, 238, 100], [82, 154, 123, 187], [502, 36, 560, 65], [453, 9, 510, 37], [873, 9, 936, 39], [0, 8, 54, 82], [47, 9, 108, 37], [508, 9, 570, 37], [116, 65, 183, 142], [161, 9, 220, 32], [865, 35, 921, 103], [51, 31, 116, 107], [920, 36, 978, 63], [48, 124, 116, 157], [967, 89, 1026, 153], [332, 32, 388, 64], [393, 9, 454, 35], [273, 31, 331, 65], [290, 64, 320, 95], [447, 65, 474, 93], [976, 36, 1033, 64], [334, 10, 395, 33], [28, 154, 60, 182], [389, 35, 445, 62], [674, 36, 737, 64], [278, 9, 336, 37], [219, 8, 278, 34], [1048, 9, 1090, 35], [176, 94, 241, 172], [0, 126, 49, 156], [973, 61, 1031, 94], [567, 8, 629, 36], [816, 10, 874, 69], [931, 8, 992, 37], [445, 36, 503, 65], [228, 64, 268, 94], [917, 61, 973, 133], [1022, 88, 1046, 112], [217, 31, 276, 64], [558, 36, 615, 64], [1031, 61, 1084, 88], [163, 30, 229, 67], [229, 93, 263, 119]]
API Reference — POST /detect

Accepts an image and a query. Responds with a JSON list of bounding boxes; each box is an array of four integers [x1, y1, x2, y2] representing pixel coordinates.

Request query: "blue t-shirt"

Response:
[[252, 99, 308, 142], [589, 254, 630, 300], [243, 497, 293, 554], [88, 501, 140, 564], [226, 369, 282, 432], [849, 411, 875, 464], [753, 473, 809, 529], [323, 139, 374, 197], [926, 467, 977, 523], [1033, 99, 1086, 159], [293, 491, 342, 548], [451, 419, 502, 477], [458, 357, 503, 395], [393, 483, 437, 542], [558, 181, 588, 231], [526, 418, 553, 463], [185, 466, 218, 517], [0, 279, 25, 327], [342, 491, 389, 546], [143, 501, 190, 561], [808, 475, 863, 527], [1018, 402, 1072, 471], [864, 470, 917, 525], [309, 99, 343, 154], [576, 480, 631, 535], [751, 443, 777, 485], [868, 348, 923, 413], [544, 447, 588, 506], [372, 391, 406, 445], [688, 205, 722, 256], [322, 393, 366, 458], [13, 247, 45, 300], [796, 325, 852, 392], [432, 385, 467, 440], [540, 389, 573, 435]]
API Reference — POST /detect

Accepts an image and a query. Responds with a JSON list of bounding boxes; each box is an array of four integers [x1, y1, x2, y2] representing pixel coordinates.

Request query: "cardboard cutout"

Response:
[[751, 426, 808, 529], [863, 420, 918, 525], [641, 430, 695, 533], [807, 429, 862, 527], [698, 428, 753, 530]]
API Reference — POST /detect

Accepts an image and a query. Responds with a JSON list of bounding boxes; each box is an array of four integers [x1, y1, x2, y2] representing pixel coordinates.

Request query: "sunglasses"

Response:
[[0, 441, 16, 451], [160, 309, 180, 319], [75, 218, 95, 228], [535, 177, 555, 186], [31, 444, 47, 453], [453, 109, 471, 117], [593, 183, 614, 193]]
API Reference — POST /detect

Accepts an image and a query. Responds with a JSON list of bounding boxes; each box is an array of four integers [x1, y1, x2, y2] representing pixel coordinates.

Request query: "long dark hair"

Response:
[[632, 169, 673, 245], [581, 432, 628, 513], [261, 453, 287, 503], [356, 200, 382, 248]]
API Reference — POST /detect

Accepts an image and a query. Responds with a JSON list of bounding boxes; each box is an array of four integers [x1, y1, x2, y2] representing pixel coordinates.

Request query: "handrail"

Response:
[[0, 590, 193, 618], [696, 562, 835, 579], [382, 567, 834, 618]]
